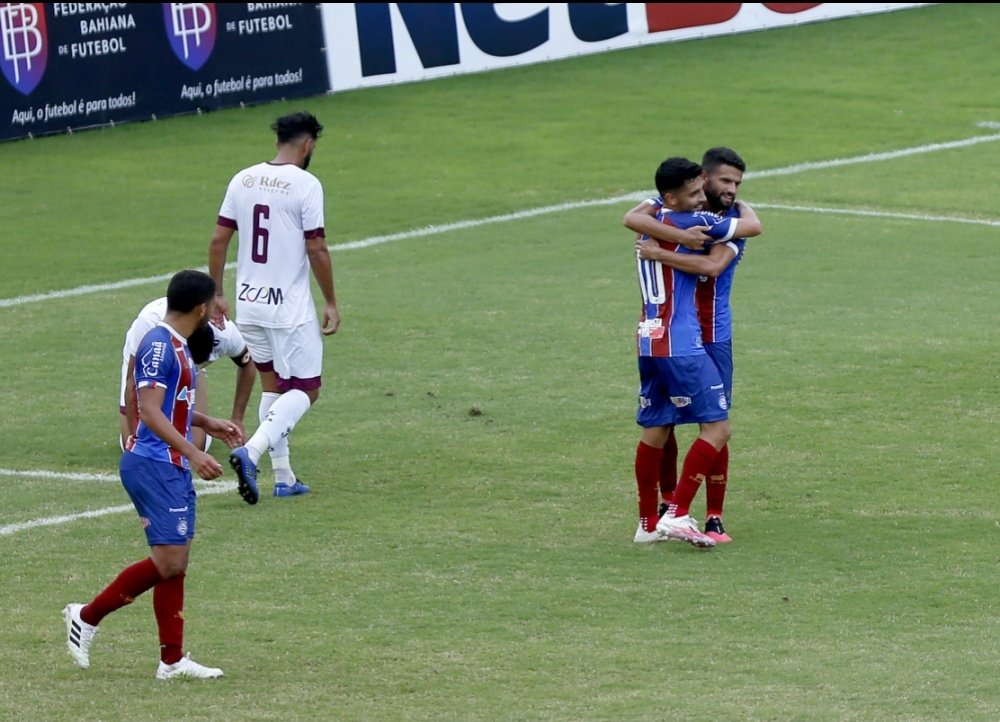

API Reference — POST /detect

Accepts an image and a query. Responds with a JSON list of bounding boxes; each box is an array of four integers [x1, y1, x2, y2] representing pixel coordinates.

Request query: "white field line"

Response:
[[3, 131, 999, 310], [0, 472, 236, 537], [751, 202, 1000, 227]]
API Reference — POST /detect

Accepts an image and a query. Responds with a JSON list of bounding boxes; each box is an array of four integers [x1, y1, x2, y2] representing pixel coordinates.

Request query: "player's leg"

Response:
[[654, 356, 727, 547], [230, 323, 319, 501], [658, 426, 678, 518], [634, 358, 675, 543], [704, 341, 733, 540], [65, 454, 176, 668]]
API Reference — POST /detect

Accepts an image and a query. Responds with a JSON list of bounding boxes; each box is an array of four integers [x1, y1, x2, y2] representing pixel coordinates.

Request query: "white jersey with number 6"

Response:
[[217, 161, 325, 329]]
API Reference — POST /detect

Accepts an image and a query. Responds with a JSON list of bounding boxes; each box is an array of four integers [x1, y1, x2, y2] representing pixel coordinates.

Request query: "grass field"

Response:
[[2, 3, 1000, 720]]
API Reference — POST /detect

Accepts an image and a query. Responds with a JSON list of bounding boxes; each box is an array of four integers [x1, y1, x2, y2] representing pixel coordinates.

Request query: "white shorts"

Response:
[[237, 321, 323, 392]]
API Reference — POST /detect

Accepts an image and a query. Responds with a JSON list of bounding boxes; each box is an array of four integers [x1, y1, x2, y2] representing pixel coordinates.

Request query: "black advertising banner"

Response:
[[0, 3, 329, 142]]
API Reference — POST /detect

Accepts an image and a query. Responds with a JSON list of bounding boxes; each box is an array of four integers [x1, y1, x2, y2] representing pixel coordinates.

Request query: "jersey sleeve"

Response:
[[301, 176, 325, 237], [211, 321, 246, 361], [123, 308, 160, 357], [664, 211, 738, 243], [217, 175, 238, 228], [134, 332, 176, 391]]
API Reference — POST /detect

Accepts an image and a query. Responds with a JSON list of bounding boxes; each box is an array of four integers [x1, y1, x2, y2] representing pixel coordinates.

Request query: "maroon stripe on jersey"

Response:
[[276, 374, 322, 393], [217, 215, 237, 229], [651, 263, 678, 357], [696, 276, 718, 344], [303, 227, 325, 239], [169, 337, 193, 468]]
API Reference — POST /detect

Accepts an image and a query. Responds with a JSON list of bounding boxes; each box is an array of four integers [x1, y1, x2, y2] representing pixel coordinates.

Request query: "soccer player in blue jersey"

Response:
[[630, 157, 761, 546], [64, 270, 243, 680], [625, 147, 754, 543]]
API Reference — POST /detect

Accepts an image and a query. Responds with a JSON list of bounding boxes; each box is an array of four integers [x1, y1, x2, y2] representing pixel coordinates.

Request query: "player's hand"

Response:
[[190, 449, 224, 480], [203, 416, 243, 449], [634, 238, 661, 260], [211, 296, 230, 329], [228, 418, 247, 445], [321, 302, 340, 336], [679, 226, 711, 250]]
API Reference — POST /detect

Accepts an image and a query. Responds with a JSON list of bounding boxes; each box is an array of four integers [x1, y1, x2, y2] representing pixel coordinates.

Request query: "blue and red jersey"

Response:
[[642, 196, 745, 347], [126, 323, 196, 469], [694, 203, 745, 344], [636, 206, 739, 358]]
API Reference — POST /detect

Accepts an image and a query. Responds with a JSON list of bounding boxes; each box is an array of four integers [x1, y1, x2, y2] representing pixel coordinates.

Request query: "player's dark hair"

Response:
[[187, 324, 215, 365], [702, 146, 745, 173], [166, 270, 216, 314], [654, 157, 703, 195], [272, 111, 323, 143]]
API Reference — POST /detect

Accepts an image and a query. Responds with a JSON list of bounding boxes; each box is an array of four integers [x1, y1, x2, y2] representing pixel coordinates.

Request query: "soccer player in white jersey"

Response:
[[119, 296, 255, 453], [208, 111, 340, 504]]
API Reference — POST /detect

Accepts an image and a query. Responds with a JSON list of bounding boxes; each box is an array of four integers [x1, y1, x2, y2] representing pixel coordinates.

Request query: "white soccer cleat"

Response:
[[633, 523, 661, 544], [63, 603, 98, 669], [656, 514, 717, 548], [155, 653, 224, 680]]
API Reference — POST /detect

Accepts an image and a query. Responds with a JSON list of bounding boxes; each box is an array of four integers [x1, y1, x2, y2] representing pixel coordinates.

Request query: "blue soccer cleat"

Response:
[[273, 479, 310, 497], [228, 447, 259, 505]]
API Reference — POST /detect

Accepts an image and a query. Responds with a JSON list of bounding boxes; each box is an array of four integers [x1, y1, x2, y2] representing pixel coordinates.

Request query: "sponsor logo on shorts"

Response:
[[670, 396, 692, 408], [140, 516, 150, 529], [638, 396, 651, 409], [169, 506, 189, 513]]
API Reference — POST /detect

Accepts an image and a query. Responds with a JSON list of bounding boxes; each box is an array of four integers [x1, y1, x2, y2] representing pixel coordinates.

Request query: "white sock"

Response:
[[272, 454, 295, 486], [246, 389, 310, 464], [257, 391, 295, 483]]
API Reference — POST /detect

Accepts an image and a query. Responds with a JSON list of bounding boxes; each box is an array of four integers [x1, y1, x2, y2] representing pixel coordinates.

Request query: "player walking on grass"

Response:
[[630, 157, 761, 547], [625, 147, 754, 543], [208, 111, 340, 504], [64, 270, 242, 680]]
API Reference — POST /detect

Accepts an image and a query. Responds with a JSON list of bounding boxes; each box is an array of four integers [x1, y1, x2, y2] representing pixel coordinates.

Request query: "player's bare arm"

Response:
[[192, 411, 243, 450], [124, 355, 138, 439], [306, 233, 340, 335], [634, 238, 737, 278], [207, 225, 236, 327], [229, 349, 255, 442], [732, 201, 762, 238], [623, 202, 710, 250], [137, 386, 224, 480]]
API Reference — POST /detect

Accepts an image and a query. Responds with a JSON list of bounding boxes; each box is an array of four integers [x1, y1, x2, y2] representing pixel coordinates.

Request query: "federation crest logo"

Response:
[[162, 2, 216, 71], [0, 3, 47, 95]]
